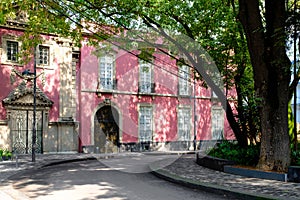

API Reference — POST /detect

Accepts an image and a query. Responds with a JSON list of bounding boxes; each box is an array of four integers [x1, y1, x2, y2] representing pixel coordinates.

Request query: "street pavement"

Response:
[[0, 152, 299, 200], [3, 158, 233, 200]]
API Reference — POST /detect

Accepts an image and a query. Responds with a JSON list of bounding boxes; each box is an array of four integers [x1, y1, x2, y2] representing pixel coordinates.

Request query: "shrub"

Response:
[[291, 150, 300, 166], [208, 140, 260, 166], [0, 149, 12, 161]]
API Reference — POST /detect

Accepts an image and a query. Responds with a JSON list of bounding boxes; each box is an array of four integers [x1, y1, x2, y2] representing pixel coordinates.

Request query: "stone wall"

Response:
[[45, 121, 79, 153], [0, 120, 10, 150]]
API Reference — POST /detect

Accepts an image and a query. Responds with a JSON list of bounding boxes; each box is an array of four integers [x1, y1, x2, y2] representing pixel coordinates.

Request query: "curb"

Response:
[[143, 151, 196, 155], [40, 156, 97, 168], [150, 168, 291, 200]]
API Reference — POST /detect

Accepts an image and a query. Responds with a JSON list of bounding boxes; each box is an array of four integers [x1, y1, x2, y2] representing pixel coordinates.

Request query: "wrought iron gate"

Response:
[[11, 110, 43, 154]]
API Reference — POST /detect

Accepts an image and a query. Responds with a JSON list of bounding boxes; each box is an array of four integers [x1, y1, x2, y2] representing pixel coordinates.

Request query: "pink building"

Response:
[[0, 22, 235, 154]]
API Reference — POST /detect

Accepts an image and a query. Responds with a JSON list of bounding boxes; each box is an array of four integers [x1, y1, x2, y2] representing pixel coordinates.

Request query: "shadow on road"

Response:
[[7, 160, 129, 200]]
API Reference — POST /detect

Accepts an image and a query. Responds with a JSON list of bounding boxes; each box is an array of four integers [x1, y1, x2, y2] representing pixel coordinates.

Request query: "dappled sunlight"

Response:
[[98, 154, 181, 173], [8, 161, 129, 200], [87, 167, 125, 171], [67, 169, 79, 172]]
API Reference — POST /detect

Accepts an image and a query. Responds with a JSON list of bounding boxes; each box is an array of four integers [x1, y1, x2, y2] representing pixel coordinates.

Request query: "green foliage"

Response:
[[138, 47, 155, 62], [208, 140, 260, 166], [291, 149, 300, 166], [288, 101, 295, 143], [0, 149, 12, 160]]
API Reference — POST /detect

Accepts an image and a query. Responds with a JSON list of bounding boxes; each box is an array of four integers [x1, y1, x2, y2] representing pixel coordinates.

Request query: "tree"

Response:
[[238, 0, 292, 171]]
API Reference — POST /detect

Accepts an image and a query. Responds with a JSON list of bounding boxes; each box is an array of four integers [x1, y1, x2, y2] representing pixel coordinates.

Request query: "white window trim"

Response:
[[177, 106, 192, 141], [36, 44, 54, 68], [211, 106, 224, 140], [138, 104, 153, 142], [139, 59, 153, 93], [178, 65, 190, 96], [1, 36, 22, 65], [98, 53, 116, 91]]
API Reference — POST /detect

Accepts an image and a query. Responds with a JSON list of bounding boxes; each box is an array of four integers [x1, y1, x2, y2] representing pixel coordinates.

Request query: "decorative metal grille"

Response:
[[11, 110, 43, 154]]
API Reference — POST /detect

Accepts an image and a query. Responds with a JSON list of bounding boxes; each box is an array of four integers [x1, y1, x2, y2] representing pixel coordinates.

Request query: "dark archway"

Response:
[[94, 106, 119, 153]]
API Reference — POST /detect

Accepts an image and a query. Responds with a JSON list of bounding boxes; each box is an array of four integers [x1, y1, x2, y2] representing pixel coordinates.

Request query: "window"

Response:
[[211, 107, 224, 140], [178, 65, 190, 96], [1, 37, 22, 64], [7, 41, 18, 62], [139, 60, 154, 93], [178, 107, 191, 141], [38, 46, 50, 65], [139, 106, 153, 142], [99, 54, 115, 90]]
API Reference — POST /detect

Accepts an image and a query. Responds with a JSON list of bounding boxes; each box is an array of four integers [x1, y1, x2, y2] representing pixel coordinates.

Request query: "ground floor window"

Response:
[[178, 107, 191, 141], [139, 106, 153, 142], [211, 106, 224, 140]]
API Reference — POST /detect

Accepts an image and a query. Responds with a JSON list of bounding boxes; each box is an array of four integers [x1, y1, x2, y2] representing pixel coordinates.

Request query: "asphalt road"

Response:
[[5, 159, 236, 200]]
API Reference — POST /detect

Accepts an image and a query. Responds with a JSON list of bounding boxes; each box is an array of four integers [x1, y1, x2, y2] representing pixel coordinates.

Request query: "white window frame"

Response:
[[177, 107, 191, 141], [37, 45, 50, 66], [211, 106, 224, 140], [138, 105, 153, 142], [139, 59, 153, 93], [99, 53, 115, 90], [36, 43, 54, 69], [1, 36, 22, 65], [6, 41, 18, 62], [178, 65, 190, 96]]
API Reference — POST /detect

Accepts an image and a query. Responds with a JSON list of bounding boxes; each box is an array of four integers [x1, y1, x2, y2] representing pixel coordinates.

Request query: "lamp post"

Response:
[[32, 48, 37, 162]]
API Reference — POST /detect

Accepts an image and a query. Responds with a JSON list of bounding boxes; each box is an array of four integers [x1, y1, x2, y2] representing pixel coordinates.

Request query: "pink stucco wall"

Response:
[[0, 27, 237, 150], [0, 28, 61, 122], [78, 42, 236, 146]]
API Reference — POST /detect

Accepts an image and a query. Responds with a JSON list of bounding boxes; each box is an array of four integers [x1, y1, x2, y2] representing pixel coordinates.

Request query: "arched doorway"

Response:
[[94, 106, 119, 153]]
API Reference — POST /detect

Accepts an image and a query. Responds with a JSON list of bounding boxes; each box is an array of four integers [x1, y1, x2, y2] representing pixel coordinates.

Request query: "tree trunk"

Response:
[[225, 101, 248, 147], [239, 0, 291, 172]]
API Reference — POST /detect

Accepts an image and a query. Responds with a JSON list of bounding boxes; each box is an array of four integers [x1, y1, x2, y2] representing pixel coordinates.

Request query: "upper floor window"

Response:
[[99, 54, 116, 90], [7, 41, 18, 62], [139, 106, 153, 142], [178, 107, 191, 141], [38, 45, 50, 65], [139, 59, 154, 93], [211, 106, 224, 140], [178, 65, 190, 96], [1, 36, 23, 65]]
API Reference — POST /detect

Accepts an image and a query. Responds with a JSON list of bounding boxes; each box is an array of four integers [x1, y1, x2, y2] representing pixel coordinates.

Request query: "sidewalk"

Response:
[[0, 153, 299, 200], [150, 154, 300, 200]]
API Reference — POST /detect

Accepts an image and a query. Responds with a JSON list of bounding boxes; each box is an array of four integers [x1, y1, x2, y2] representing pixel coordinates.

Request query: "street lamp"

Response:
[[23, 51, 37, 162], [32, 49, 37, 162]]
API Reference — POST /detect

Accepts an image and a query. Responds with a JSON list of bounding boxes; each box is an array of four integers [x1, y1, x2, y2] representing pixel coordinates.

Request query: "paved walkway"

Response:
[[150, 154, 300, 200], [0, 153, 299, 200]]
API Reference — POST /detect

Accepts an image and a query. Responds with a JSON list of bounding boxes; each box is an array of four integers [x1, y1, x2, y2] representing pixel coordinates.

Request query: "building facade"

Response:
[[0, 22, 235, 154]]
